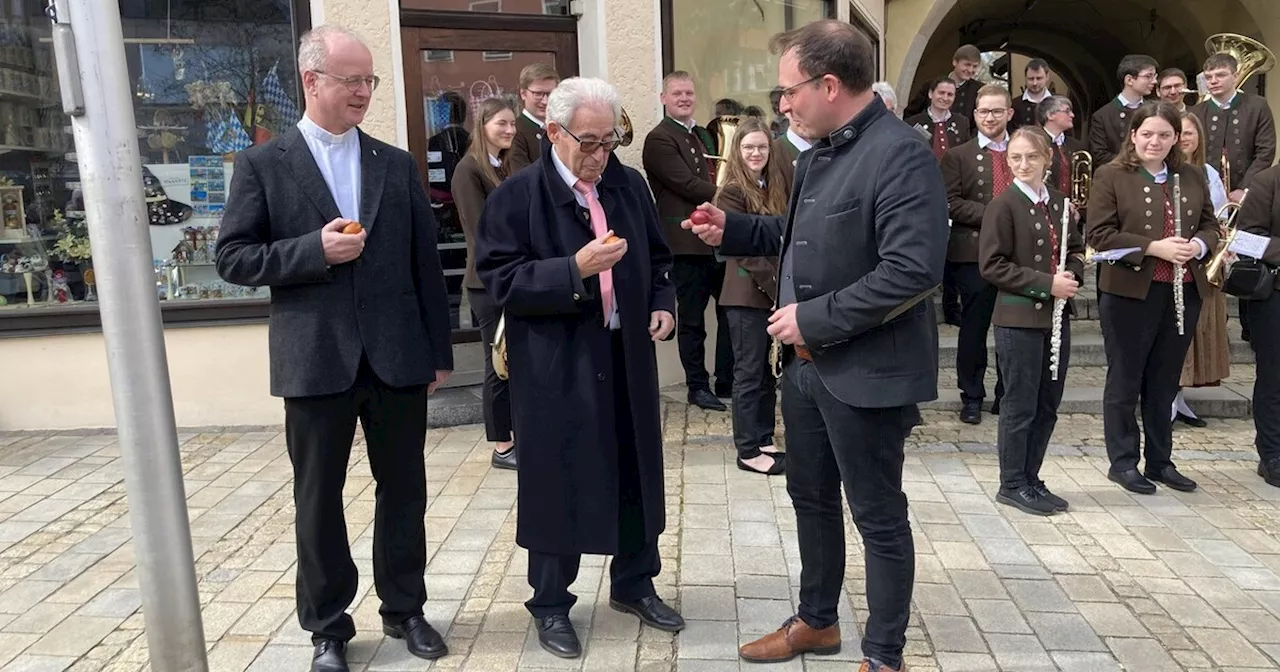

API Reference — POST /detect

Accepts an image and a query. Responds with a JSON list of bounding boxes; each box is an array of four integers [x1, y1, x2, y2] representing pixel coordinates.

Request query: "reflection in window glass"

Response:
[[0, 0, 302, 312]]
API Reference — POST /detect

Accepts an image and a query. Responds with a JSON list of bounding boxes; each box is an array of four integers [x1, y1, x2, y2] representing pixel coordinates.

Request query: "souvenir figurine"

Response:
[[50, 269, 71, 303]]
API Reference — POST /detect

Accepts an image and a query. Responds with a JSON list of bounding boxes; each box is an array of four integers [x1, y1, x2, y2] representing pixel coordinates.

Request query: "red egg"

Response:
[[690, 210, 711, 225]]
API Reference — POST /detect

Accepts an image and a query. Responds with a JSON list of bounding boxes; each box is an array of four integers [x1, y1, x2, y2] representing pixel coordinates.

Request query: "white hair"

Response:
[[297, 25, 368, 73], [546, 77, 621, 129], [872, 81, 897, 110]]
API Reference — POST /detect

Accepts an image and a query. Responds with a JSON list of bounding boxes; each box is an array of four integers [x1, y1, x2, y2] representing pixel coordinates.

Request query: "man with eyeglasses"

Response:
[[1158, 68, 1192, 112], [941, 84, 1014, 425], [508, 62, 561, 173], [1190, 52, 1277, 203], [642, 70, 736, 411], [475, 76, 682, 660], [1089, 54, 1158, 167], [1037, 95, 1087, 200], [215, 26, 452, 672]]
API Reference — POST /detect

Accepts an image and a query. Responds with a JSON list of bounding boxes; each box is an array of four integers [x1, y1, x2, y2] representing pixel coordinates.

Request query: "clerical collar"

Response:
[[928, 107, 951, 123], [522, 109, 545, 128], [298, 114, 357, 145], [786, 127, 812, 152]]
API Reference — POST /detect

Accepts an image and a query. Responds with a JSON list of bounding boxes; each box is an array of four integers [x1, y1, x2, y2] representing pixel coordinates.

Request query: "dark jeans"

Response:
[[525, 332, 659, 617], [725, 306, 776, 456], [782, 358, 915, 669], [953, 262, 1004, 403], [672, 255, 734, 392], [284, 357, 428, 643], [995, 322, 1070, 491], [468, 287, 512, 443], [1100, 283, 1203, 474], [1245, 291, 1280, 463]]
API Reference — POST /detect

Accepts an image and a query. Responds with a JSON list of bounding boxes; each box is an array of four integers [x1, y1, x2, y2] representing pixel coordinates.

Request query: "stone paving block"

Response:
[[986, 633, 1056, 671], [1025, 612, 1106, 651], [678, 586, 736, 621], [675, 621, 739, 660], [966, 599, 1031, 634], [1105, 637, 1181, 671], [1005, 579, 1076, 613], [0, 655, 78, 672], [1149, 592, 1229, 628], [1075, 602, 1148, 637], [921, 614, 988, 653], [933, 652, 999, 672], [1187, 627, 1273, 667]]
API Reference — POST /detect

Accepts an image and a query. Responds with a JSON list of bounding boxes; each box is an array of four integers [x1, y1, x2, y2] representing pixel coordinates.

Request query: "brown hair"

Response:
[[1111, 101, 1184, 172], [1025, 58, 1049, 75], [1204, 52, 1239, 73], [662, 70, 693, 91], [927, 76, 956, 94], [976, 83, 1012, 107], [1117, 54, 1159, 85], [712, 118, 790, 216], [954, 45, 981, 63], [769, 19, 875, 93], [1009, 126, 1053, 163], [1180, 110, 1208, 167], [519, 63, 559, 91], [1159, 67, 1187, 85], [465, 96, 518, 188]]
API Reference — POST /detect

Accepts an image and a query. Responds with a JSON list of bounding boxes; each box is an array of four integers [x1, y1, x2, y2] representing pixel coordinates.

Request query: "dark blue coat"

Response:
[[475, 150, 676, 555]]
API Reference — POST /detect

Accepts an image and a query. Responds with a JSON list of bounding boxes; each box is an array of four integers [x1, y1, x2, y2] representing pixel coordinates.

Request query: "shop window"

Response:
[[662, 0, 834, 127], [401, 0, 569, 15], [0, 0, 306, 322]]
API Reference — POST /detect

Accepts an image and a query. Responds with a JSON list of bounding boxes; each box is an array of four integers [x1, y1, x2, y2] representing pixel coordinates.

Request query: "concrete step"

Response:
[[922, 379, 1255, 418], [936, 321, 1255, 367], [933, 294, 1244, 323]]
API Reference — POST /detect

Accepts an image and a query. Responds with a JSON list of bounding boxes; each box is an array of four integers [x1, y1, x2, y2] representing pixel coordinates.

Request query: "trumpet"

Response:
[[1222, 154, 1232, 194], [1207, 188, 1250, 288], [1173, 174, 1186, 336]]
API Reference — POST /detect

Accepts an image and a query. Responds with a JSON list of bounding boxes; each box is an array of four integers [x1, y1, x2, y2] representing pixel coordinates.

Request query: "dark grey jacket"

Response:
[[719, 97, 949, 408], [215, 127, 454, 398]]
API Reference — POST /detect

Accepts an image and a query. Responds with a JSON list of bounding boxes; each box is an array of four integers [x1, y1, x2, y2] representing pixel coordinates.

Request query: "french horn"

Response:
[[618, 107, 634, 147], [1197, 33, 1276, 104]]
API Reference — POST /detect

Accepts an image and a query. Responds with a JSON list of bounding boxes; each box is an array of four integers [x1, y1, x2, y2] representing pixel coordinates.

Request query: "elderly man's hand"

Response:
[[575, 230, 627, 277], [648, 310, 675, 341], [427, 370, 452, 395], [680, 203, 726, 247]]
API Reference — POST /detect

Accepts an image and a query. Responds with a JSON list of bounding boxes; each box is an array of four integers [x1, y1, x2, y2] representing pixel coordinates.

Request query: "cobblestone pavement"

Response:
[[0, 402, 1278, 672]]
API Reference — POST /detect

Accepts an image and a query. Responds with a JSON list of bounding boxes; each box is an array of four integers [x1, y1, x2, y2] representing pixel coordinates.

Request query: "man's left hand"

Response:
[[766, 304, 805, 345], [649, 310, 675, 341], [428, 370, 452, 395], [1230, 189, 1247, 203]]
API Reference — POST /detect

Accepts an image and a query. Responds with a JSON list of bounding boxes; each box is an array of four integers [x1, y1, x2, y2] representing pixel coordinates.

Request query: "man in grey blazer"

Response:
[[684, 20, 947, 672], [215, 25, 453, 672]]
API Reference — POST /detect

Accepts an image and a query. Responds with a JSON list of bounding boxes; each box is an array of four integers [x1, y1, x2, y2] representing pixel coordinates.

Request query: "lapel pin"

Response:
[[372, 149, 378, 156]]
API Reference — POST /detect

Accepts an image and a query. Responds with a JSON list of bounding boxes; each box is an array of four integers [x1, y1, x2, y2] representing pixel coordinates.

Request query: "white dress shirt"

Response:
[[978, 132, 1010, 152], [1022, 89, 1050, 104], [1013, 179, 1050, 205], [298, 114, 361, 222], [1117, 92, 1142, 109], [927, 108, 951, 124], [550, 147, 620, 329], [786, 127, 813, 152]]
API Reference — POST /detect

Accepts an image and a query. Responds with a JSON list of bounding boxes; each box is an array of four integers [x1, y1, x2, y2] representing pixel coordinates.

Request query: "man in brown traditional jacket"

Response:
[[903, 77, 972, 160], [507, 63, 559, 173], [1088, 54, 1158, 167], [642, 71, 734, 410], [1038, 96, 1088, 201], [1010, 59, 1053, 131], [942, 83, 1014, 424], [903, 44, 982, 121], [1190, 52, 1277, 201], [773, 112, 813, 187], [1157, 68, 1191, 113]]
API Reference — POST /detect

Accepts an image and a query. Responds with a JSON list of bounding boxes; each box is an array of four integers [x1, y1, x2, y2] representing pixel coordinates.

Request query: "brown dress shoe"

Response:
[[858, 659, 908, 672], [739, 615, 841, 663]]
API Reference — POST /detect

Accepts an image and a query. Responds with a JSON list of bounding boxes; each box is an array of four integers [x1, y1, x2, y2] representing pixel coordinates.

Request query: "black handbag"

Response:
[[1222, 257, 1277, 301]]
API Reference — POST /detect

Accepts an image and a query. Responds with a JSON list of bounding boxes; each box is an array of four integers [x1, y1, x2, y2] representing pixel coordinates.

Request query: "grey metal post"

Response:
[[47, 1, 208, 669]]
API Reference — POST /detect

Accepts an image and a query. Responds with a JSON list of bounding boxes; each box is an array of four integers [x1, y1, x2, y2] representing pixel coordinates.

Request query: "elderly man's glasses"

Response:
[[314, 70, 381, 92], [562, 127, 622, 154]]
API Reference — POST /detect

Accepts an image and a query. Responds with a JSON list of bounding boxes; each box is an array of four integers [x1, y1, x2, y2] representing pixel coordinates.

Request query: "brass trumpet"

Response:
[[1206, 188, 1250, 288], [1222, 154, 1232, 194], [1070, 150, 1092, 208], [618, 107, 634, 147]]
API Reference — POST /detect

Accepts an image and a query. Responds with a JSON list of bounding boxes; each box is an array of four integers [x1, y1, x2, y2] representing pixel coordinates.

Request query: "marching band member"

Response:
[[904, 44, 982, 121], [1174, 112, 1231, 428], [1037, 95, 1088, 200], [1089, 54, 1158, 166], [942, 83, 1013, 424], [903, 77, 972, 160], [1087, 102, 1219, 495], [1010, 59, 1053, 131], [1189, 52, 1277, 203], [508, 63, 560, 172], [979, 127, 1084, 515], [1158, 68, 1191, 113], [1232, 162, 1280, 488]]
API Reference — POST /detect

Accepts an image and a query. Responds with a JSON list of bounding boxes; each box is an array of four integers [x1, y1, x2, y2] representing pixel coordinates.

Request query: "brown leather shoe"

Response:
[[739, 615, 841, 663], [858, 659, 908, 672]]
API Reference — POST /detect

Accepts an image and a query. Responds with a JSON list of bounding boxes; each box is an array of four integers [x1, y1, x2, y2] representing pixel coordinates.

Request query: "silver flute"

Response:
[[1173, 174, 1185, 336], [1050, 197, 1070, 381]]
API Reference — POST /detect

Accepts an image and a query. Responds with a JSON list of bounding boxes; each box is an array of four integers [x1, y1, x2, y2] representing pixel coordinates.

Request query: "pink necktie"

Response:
[[573, 179, 613, 326]]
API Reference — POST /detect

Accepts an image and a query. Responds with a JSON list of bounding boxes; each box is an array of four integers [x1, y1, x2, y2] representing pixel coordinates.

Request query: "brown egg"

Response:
[[604, 234, 622, 244], [343, 222, 363, 234]]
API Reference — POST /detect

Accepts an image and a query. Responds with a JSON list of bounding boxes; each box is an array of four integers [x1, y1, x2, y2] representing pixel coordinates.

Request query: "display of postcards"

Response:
[[189, 156, 223, 168], [208, 179, 225, 191], [190, 187, 207, 201], [207, 191, 225, 204]]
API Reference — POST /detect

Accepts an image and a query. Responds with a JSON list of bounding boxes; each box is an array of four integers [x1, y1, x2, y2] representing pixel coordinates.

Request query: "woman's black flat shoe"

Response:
[[737, 455, 785, 475]]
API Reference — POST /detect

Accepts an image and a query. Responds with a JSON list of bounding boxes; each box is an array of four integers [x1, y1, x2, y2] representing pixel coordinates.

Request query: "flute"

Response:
[[1173, 174, 1185, 336], [1050, 197, 1070, 381]]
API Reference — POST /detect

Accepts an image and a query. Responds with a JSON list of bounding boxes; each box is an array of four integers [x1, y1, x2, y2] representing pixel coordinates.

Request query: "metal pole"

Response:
[[47, 1, 208, 669]]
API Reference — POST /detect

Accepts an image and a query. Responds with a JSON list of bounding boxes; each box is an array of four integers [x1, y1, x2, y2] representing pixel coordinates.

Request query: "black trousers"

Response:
[[525, 331, 660, 618], [954, 262, 1004, 403], [468, 287, 512, 442], [942, 260, 962, 320], [725, 306, 776, 456], [283, 357, 429, 643], [672, 255, 734, 392], [1245, 291, 1280, 463], [995, 323, 1070, 491], [782, 358, 914, 670], [1100, 283, 1203, 474]]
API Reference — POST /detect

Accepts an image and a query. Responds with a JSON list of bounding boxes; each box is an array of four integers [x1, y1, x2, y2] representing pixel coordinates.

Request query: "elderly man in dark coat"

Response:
[[474, 76, 684, 659]]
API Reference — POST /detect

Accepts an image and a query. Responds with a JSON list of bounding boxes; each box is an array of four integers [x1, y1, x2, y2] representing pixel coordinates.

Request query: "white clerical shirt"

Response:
[[298, 114, 362, 222]]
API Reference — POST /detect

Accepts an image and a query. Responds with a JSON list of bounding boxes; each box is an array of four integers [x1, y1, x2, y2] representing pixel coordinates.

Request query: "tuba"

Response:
[[1198, 34, 1277, 105], [617, 107, 634, 147], [1070, 150, 1092, 209], [703, 115, 742, 187], [1206, 188, 1250, 288]]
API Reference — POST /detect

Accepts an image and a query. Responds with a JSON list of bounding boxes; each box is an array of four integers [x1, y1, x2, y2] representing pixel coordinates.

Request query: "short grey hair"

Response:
[[546, 77, 621, 130], [872, 81, 897, 110], [298, 25, 367, 73], [1036, 95, 1073, 125]]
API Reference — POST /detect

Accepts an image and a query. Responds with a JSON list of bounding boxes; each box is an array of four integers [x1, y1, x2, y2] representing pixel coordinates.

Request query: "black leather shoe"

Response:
[[383, 616, 448, 660], [944, 310, 962, 327], [1109, 469, 1157, 495], [989, 397, 1001, 416], [689, 388, 727, 411], [1259, 459, 1280, 488], [311, 640, 349, 672], [1175, 412, 1208, 428], [714, 383, 733, 399], [996, 487, 1057, 516], [610, 595, 686, 632], [1146, 466, 1197, 492], [1032, 483, 1069, 512], [491, 446, 517, 471], [536, 614, 581, 658], [959, 400, 982, 425]]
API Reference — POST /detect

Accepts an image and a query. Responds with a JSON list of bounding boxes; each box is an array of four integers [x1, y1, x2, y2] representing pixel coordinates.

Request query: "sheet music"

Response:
[[1089, 247, 1143, 262], [1228, 230, 1271, 259]]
